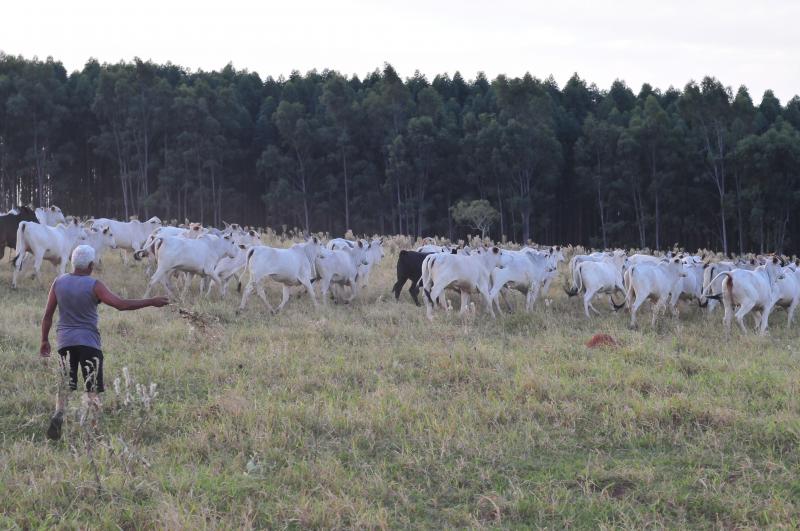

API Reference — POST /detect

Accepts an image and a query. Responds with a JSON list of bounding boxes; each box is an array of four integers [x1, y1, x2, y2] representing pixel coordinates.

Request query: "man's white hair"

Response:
[[71, 245, 96, 270]]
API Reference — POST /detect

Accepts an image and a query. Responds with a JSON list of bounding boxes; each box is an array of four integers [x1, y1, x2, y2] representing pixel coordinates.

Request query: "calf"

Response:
[[568, 252, 627, 318], [392, 250, 432, 305], [0, 206, 36, 259], [624, 258, 687, 328], [82, 225, 117, 263], [315, 241, 370, 304], [238, 238, 322, 313], [12, 219, 86, 288]]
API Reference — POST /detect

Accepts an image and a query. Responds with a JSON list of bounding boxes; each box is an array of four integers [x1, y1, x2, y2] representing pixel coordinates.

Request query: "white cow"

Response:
[[82, 226, 117, 263], [624, 258, 687, 328], [706, 257, 785, 335], [772, 264, 800, 326], [315, 241, 370, 304], [489, 250, 552, 313], [92, 216, 162, 263], [205, 231, 262, 297], [143, 234, 237, 297], [567, 252, 627, 318], [35, 206, 66, 226], [12, 219, 86, 287], [420, 246, 507, 320], [238, 238, 323, 313]]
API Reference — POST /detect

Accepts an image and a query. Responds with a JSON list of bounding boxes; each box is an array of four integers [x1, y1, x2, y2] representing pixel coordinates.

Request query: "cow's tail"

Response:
[[238, 247, 257, 292], [421, 255, 435, 303], [12, 222, 26, 267], [701, 271, 728, 302], [721, 273, 734, 307], [622, 267, 635, 310], [564, 262, 582, 297]]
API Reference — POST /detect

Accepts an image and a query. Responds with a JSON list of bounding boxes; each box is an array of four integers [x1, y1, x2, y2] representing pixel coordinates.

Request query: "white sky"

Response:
[[2, 0, 798, 102]]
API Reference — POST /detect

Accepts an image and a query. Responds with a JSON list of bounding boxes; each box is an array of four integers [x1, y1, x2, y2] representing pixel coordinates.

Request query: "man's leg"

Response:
[[47, 350, 77, 440]]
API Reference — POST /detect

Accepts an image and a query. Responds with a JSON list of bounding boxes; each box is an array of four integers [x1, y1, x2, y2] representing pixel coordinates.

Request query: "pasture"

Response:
[[1, 237, 800, 529]]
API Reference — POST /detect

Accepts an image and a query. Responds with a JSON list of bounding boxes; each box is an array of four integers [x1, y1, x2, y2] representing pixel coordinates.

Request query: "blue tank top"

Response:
[[54, 274, 101, 350]]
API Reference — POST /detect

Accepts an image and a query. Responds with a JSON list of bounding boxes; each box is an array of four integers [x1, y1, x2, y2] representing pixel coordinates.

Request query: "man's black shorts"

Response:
[[58, 346, 104, 393]]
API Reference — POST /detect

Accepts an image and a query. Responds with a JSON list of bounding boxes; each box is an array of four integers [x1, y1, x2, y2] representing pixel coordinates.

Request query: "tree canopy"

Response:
[[1, 53, 799, 253]]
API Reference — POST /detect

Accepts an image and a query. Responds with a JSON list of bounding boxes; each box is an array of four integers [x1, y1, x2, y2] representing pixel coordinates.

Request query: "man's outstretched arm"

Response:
[[94, 281, 169, 311]]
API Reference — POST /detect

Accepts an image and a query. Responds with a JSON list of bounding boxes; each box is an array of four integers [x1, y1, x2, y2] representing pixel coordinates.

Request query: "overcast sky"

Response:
[[3, 0, 798, 102]]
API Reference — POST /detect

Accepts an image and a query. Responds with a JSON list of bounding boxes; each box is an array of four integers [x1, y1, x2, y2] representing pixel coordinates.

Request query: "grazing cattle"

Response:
[[91, 216, 162, 263], [771, 264, 800, 326], [489, 250, 552, 312], [527, 246, 565, 296], [35, 206, 66, 226], [706, 257, 785, 335], [420, 246, 507, 320], [238, 238, 323, 313], [568, 250, 625, 285], [624, 258, 687, 328], [82, 226, 117, 263], [0, 206, 36, 259], [12, 219, 87, 288], [566, 252, 627, 318], [315, 241, 370, 304], [133, 226, 189, 261], [142, 234, 237, 297], [392, 250, 432, 305]]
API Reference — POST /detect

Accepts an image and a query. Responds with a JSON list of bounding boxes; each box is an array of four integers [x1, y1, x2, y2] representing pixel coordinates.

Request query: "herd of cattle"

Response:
[[2, 205, 800, 335]]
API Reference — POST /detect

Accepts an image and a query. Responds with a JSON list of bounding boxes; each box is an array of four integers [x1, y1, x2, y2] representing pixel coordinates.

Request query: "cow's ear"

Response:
[[751, 258, 756, 265], [492, 247, 499, 254], [238, 244, 246, 249], [358, 240, 364, 248]]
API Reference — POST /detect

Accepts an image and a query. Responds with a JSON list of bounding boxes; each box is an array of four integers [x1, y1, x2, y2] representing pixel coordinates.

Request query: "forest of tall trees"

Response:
[[1, 53, 799, 253]]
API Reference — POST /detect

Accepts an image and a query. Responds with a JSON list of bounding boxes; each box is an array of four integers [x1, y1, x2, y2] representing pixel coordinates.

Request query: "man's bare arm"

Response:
[[94, 281, 169, 311], [40, 284, 58, 357]]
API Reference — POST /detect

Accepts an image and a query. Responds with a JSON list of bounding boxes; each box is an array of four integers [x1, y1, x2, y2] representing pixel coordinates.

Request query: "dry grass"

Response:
[[2, 238, 800, 528]]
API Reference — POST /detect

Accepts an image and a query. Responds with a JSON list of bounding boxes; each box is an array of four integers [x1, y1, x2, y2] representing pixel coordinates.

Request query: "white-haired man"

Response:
[[40, 244, 169, 440]]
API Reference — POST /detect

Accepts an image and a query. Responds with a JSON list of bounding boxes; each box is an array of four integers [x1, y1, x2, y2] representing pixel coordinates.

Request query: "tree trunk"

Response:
[[342, 146, 349, 230]]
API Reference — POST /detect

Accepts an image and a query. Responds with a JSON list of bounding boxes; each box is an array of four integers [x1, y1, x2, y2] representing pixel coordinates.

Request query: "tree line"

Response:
[[1, 53, 799, 254]]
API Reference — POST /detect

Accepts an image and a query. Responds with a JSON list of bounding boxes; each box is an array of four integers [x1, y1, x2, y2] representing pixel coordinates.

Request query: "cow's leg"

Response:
[[478, 285, 495, 319], [145, 268, 170, 298], [255, 282, 275, 313], [298, 278, 318, 307], [787, 299, 799, 326], [459, 291, 470, 315], [759, 304, 775, 335], [630, 293, 648, 329], [501, 288, 514, 313], [427, 283, 448, 320], [392, 276, 406, 301], [651, 297, 667, 327], [319, 276, 332, 305], [722, 299, 733, 335], [275, 285, 291, 313], [409, 280, 422, 306], [238, 278, 256, 311], [526, 284, 541, 312], [31, 253, 45, 284], [735, 301, 756, 334]]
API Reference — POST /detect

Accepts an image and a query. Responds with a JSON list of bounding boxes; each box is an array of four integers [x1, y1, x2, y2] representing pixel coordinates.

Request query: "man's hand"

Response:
[[150, 297, 170, 308], [40, 340, 51, 358]]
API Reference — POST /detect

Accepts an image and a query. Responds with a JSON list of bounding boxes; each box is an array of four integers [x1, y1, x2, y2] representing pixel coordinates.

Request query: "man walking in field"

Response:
[[39, 244, 169, 440]]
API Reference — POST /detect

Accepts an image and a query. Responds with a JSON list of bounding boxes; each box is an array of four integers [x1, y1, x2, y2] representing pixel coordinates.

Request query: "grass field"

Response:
[[2, 240, 800, 529]]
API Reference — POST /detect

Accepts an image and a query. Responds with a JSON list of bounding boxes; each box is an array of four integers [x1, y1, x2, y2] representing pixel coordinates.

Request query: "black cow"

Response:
[[393, 248, 457, 305], [0, 206, 36, 260]]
